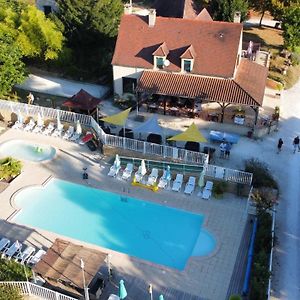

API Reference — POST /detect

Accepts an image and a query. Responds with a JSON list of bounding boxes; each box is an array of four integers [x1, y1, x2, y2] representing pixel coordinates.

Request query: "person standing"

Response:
[[293, 136, 300, 153], [277, 138, 283, 153], [225, 142, 231, 159], [27, 92, 34, 105], [219, 141, 226, 158]]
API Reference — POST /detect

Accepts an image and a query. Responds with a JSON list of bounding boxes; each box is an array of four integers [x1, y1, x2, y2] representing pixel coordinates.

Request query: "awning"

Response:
[[101, 108, 131, 126], [34, 239, 107, 296], [63, 89, 101, 111], [132, 115, 163, 135], [168, 123, 207, 142]]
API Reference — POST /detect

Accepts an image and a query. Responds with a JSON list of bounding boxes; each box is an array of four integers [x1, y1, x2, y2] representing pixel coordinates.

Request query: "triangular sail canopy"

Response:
[[133, 115, 163, 135], [101, 108, 131, 126], [168, 123, 207, 142]]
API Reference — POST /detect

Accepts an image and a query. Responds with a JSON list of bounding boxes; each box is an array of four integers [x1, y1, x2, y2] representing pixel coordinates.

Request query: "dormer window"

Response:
[[152, 42, 169, 70], [183, 60, 192, 72], [156, 57, 164, 69], [180, 45, 196, 73]]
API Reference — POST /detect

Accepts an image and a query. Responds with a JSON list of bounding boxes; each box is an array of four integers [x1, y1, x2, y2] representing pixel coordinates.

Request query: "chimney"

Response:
[[233, 11, 241, 23], [124, 3, 132, 15], [148, 9, 156, 27]]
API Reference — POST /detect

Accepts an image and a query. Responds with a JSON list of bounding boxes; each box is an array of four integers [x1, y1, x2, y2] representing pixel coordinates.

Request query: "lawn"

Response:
[[243, 25, 300, 89]]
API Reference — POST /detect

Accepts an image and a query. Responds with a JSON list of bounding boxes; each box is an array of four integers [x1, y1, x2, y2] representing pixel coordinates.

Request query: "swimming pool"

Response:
[[0, 140, 56, 162], [13, 178, 216, 270]]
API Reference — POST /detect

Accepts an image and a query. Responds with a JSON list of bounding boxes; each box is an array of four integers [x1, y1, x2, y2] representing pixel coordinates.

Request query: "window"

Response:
[[183, 60, 192, 72], [43, 6, 52, 15], [156, 57, 164, 69], [122, 77, 137, 94]]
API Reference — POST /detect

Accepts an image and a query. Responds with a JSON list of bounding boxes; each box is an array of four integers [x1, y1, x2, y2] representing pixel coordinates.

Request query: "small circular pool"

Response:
[[0, 140, 56, 162]]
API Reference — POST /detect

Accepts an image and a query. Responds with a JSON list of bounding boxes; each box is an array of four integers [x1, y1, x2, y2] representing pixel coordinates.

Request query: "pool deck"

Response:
[[0, 128, 249, 300]]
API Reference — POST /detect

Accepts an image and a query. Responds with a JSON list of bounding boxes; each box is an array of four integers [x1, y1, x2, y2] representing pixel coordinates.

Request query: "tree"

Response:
[[0, 0, 63, 95], [281, 5, 300, 51], [249, 0, 273, 26], [0, 285, 22, 300], [211, 0, 249, 22]]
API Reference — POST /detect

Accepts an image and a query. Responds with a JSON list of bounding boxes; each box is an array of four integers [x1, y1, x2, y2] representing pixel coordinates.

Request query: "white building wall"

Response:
[[36, 0, 58, 13], [112, 65, 145, 96]]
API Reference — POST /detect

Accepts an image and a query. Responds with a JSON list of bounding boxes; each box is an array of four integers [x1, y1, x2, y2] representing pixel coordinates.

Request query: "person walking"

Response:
[[277, 138, 283, 153], [225, 142, 231, 159], [293, 136, 300, 153]]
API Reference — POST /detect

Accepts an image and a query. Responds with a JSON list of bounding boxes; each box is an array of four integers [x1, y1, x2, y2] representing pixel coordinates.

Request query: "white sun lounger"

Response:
[[202, 181, 214, 200], [43, 122, 55, 135], [121, 163, 133, 180], [108, 164, 121, 177], [2, 240, 23, 260], [172, 174, 183, 192], [70, 132, 81, 142], [24, 118, 36, 132], [15, 245, 35, 263], [32, 124, 44, 134], [147, 168, 158, 186], [12, 120, 24, 130], [52, 124, 64, 137], [63, 126, 74, 140], [27, 249, 46, 266], [184, 176, 196, 195], [0, 238, 10, 252], [134, 166, 147, 183], [157, 170, 168, 189]]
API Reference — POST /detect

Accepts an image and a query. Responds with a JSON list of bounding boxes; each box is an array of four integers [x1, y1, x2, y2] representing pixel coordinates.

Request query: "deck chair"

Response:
[[32, 123, 44, 134], [43, 122, 55, 135], [0, 238, 10, 252], [108, 164, 121, 177], [12, 120, 24, 130], [52, 123, 64, 137], [63, 126, 74, 140], [24, 118, 36, 132], [184, 176, 196, 195], [147, 168, 158, 186], [121, 163, 133, 180], [172, 174, 183, 192], [15, 245, 35, 263], [202, 181, 214, 200], [27, 249, 46, 266], [157, 170, 167, 189], [2, 240, 22, 260], [134, 166, 147, 183]]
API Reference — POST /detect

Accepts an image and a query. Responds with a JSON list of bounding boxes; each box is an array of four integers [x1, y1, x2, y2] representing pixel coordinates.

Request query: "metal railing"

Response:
[[205, 164, 253, 185], [0, 281, 77, 300], [267, 210, 276, 300]]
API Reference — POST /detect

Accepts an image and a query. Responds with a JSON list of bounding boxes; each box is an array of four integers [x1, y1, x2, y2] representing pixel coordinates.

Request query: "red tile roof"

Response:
[[180, 45, 196, 59], [195, 8, 213, 21], [112, 14, 242, 78], [136, 60, 267, 106], [152, 42, 169, 56]]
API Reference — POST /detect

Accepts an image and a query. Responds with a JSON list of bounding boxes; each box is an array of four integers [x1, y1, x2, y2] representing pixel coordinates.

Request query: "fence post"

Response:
[[55, 291, 60, 300], [27, 281, 32, 296], [143, 141, 146, 154]]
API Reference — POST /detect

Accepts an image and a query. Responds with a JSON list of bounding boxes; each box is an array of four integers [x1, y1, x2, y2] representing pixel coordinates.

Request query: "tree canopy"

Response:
[[282, 5, 300, 51], [0, 0, 64, 96]]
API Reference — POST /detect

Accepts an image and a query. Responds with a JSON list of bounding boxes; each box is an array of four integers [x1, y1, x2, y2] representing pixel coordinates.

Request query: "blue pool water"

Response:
[[0, 140, 56, 162], [13, 178, 216, 270]]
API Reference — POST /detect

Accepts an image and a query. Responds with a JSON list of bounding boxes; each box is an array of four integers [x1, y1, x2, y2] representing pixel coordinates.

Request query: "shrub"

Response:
[[290, 52, 300, 66], [0, 157, 22, 181], [0, 285, 22, 300], [212, 181, 227, 198], [245, 159, 278, 190], [0, 258, 32, 281], [229, 295, 242, 300], [251, 188, 278, 216]]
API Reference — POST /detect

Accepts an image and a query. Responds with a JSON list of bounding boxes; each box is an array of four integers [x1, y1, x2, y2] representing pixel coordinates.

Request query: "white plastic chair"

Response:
[[184, 176, 196, 195], [157, 170, 167, 189], [24, 118, 36, 132], [121, 163, 133, 180], [172, 174, 183, 192], [108, 164, 121, 177], [147, 168, 158, 186], [15, 245, 35, 263], [27, 249, 46, 266], [43, 122, 55, 135], [63, 126, 74, 140], [0, 238, 10, 252], [134, 166, 147, 183]]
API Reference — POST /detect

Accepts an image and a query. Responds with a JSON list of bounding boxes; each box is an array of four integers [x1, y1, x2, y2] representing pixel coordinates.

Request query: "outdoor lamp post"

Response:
[[80, 259, 90, 300]]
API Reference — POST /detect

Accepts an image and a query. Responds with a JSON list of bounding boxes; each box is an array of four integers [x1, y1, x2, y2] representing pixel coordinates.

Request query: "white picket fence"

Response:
[[0, 281, 77, 300], [0, 99, 253, 184]]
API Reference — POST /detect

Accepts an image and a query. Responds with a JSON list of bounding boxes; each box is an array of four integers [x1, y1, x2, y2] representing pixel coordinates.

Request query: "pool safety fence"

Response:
[[0, 99, 253, 185], [267, 210, 276, 300], [0, 281, 77, 300]]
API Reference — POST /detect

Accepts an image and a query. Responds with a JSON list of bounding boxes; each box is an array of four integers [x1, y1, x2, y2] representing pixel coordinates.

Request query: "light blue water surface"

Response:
[[13, 178, 215, 270], [0, 140, 56, 162]]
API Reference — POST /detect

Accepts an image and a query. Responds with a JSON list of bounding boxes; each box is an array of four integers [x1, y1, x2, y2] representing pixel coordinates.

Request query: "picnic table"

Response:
[[209, 130, 240, 144]]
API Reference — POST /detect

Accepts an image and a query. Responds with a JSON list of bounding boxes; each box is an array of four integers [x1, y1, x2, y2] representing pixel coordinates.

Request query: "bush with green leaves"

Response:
[[0, 157, 22, 181], [212, 181, 227, 198], [0, 258, 32, 281], [245, 159, 278, 190], [229, 295, 242, 300], [0, 285, 22, 300]]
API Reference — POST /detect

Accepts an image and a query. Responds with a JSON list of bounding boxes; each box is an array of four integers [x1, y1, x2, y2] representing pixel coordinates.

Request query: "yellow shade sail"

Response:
[[168, 123, 207, 142], [101, 108, 131, 126]]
